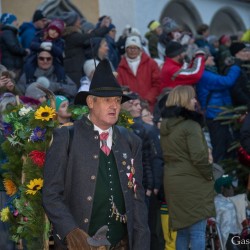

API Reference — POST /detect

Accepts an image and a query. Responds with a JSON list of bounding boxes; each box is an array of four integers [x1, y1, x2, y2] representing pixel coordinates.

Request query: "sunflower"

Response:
[[3, 179, 17, 196], [26, 178, 43, 195], [0, 207, 10, 222], [34, 106, 56, 121]]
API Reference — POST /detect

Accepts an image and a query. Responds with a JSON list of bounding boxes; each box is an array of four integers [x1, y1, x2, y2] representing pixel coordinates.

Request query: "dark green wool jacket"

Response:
[[160, 106, 215, 230]]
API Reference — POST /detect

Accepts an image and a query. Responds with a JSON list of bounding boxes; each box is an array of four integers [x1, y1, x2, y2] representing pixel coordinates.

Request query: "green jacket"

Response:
[[160, 106, 215, 230]]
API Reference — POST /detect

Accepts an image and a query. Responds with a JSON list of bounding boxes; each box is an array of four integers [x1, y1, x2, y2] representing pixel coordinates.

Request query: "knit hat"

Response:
[[74, 59, 130, 105], [230, 42, 246, 56], [219, 34, 231, 45], [161, 17, 180, 34], [125, 36, 142, 49], [47, 19, 65, 36], [32, 10, 46, 23], [61, 11, 79, 26], [207, 35, 219, 45], [83, 59, 100, 78], [82, 21, 95, 33], [214, 174, 233, 194], [148, 20, 161, 31], [0, 13, 17, 25], [48, 95, 68, 111], [165, 41, 186, 58], [25, 76, 50, 100]]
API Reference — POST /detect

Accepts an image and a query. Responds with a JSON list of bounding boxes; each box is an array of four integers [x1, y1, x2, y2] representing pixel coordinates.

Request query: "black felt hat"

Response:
[[74, 59, 130, 105]]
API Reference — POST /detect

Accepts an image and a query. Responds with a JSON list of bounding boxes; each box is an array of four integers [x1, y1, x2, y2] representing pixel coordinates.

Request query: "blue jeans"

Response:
[[176, 219, 207, 250]]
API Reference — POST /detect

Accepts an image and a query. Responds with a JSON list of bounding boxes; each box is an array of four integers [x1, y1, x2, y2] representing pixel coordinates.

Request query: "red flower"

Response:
[[29, 150, 46, 167]]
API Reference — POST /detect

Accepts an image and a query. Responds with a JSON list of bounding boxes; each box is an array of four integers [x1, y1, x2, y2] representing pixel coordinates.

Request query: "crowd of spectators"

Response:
[[1, 8, 250, 250]]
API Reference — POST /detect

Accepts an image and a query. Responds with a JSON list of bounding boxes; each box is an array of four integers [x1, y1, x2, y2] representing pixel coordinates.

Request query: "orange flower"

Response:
[[3, 179, 17, 196]]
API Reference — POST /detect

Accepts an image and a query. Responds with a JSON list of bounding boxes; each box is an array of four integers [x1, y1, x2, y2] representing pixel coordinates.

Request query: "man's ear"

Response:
[[86, 95, 93, 109]]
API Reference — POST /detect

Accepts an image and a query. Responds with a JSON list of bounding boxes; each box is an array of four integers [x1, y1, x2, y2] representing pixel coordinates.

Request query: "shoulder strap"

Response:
[[67, 125, 74, 155]]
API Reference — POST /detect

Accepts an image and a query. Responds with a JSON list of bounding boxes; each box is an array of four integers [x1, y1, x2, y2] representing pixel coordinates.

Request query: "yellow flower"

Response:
[[0, 207, 10, 222], [26, 178, 43, 195], [127, 118, 134, 125], [3, 179, 17, 196], [34, 106, 56, 121]]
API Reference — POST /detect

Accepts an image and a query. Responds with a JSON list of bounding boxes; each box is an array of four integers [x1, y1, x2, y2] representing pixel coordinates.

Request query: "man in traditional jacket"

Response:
[[42, 59, 150, 250]]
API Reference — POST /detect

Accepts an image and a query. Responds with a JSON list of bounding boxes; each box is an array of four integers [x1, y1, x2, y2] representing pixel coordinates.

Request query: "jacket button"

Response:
[[91, 175, 96, 180], [84, 218, 89, 223], [87, 196, 92, 201], [93, 154, 98, 159], [94, 135, 98, 140]]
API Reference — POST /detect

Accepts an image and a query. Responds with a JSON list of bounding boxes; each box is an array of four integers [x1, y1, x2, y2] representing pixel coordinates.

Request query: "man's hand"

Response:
[[66, 228, 91, 250]]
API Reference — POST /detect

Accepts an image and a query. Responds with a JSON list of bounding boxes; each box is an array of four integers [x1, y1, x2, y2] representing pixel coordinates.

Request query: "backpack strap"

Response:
[[67, 125, 74, 155]]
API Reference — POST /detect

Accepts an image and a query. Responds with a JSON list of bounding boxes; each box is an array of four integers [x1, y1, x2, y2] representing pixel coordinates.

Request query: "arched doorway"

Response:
[[160, 0, 202, 34], [210, 7, 246, 36]]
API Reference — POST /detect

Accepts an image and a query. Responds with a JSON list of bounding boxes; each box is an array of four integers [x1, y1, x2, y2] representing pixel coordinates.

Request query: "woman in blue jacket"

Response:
[[196, 54, 240, 163]]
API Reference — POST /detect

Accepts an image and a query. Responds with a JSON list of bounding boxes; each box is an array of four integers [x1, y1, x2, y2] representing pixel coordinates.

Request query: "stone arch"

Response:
[[210, 7, 246, 37], [159, 0, 202, 34], [38, 0, 86, 20]]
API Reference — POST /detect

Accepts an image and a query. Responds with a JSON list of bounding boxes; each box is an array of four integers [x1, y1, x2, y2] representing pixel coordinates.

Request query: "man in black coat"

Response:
[[42, 59, 150, 250]]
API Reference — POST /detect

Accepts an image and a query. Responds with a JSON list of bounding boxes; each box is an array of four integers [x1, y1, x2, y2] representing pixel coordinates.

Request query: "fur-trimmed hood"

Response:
[[161, 106, 205, 136]]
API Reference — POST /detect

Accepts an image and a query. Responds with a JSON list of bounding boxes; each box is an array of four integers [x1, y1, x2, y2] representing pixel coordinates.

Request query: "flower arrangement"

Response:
[[0, 102, 134, 249], [0, 104, 57, 249]]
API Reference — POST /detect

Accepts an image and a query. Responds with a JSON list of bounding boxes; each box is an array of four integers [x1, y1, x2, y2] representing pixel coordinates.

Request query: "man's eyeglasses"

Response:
[[38, 56, 52, 62]]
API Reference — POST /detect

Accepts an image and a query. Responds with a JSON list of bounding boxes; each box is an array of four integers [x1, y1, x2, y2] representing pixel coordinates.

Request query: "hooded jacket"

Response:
[[160, 106, 215, 230]]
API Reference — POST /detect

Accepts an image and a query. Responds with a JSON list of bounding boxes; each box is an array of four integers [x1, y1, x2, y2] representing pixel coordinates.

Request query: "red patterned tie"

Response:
[[100, 132, 111, 156]]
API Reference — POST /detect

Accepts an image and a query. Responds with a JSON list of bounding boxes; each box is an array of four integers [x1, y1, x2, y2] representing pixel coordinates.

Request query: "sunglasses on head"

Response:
[[38, 56, 52, 62]]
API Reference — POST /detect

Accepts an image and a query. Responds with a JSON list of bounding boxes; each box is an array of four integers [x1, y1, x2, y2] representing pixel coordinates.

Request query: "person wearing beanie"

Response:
[[79, 59, 100, 93], [158, 17, 181, 61], [48, 95, 72, 125], [117, 35, 161, 111], [217, 34, 232, 74], [145, 20, 163, 58], [0, 13, 29, 78], [61, 11, 79, 27], [196, 49, 241, 163], [160, 41, 206, 90], [60, 12, 111, 88], [24, 76, 50, 104], [19, 9, 48, 49], [17, 50, 77, 100], [0, 13, 17, 26], [213, 174, 248, 248], [24, 18, 66, 85], [225, 42, 250, 106]]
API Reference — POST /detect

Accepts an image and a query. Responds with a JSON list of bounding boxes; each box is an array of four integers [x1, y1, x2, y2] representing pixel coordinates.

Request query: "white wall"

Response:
[[98, 0, 250, 40]]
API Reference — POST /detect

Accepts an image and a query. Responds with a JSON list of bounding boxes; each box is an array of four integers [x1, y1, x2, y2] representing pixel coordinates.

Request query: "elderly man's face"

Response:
[[126, 46, 141, 59], [37, 51, 53, 70], [87, 95, 122, 130]]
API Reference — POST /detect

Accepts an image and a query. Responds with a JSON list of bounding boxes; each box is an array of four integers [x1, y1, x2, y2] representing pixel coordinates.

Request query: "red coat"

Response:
[[117, 52, 161, 110], [160, 55, 205, 91]]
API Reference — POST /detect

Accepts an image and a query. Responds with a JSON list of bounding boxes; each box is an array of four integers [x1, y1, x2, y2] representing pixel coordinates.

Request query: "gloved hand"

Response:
[[66, 228, 91, 250], [194, 48, 209, 59]]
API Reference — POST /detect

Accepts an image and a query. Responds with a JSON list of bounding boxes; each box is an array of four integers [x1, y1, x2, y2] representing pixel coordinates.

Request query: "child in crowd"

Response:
[[48, 95, 72, 125], [24, 19, 66, 83]]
